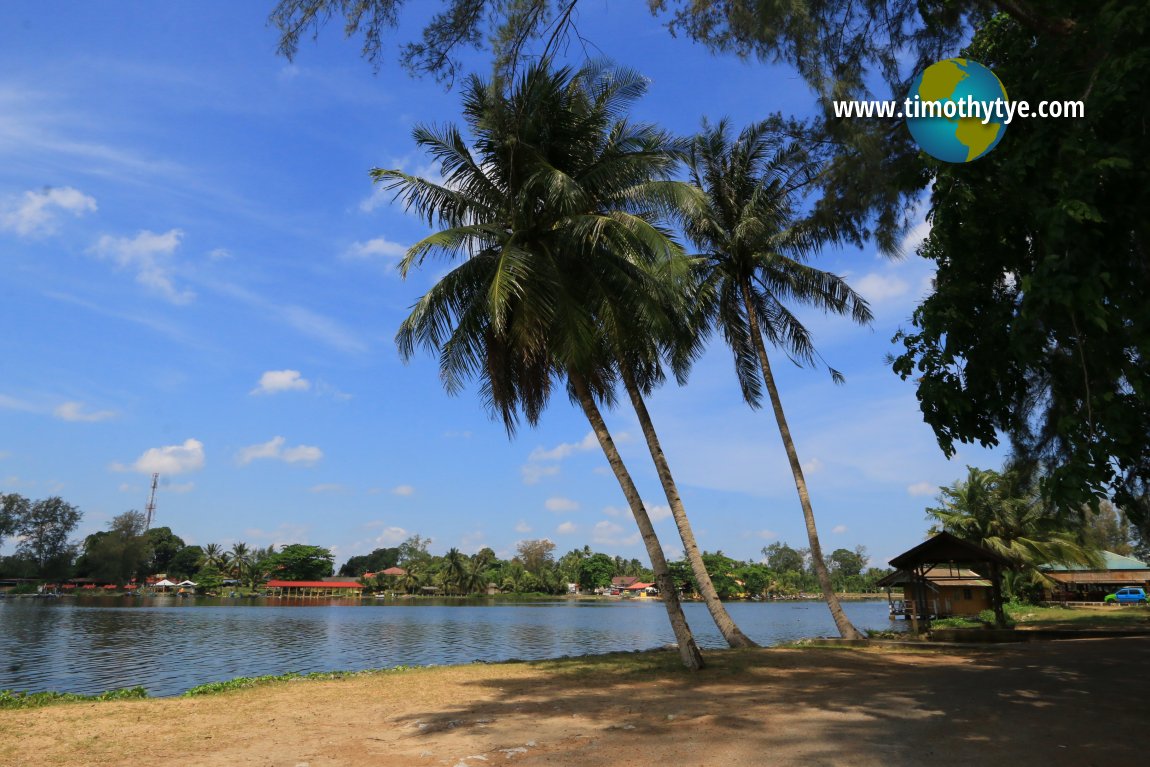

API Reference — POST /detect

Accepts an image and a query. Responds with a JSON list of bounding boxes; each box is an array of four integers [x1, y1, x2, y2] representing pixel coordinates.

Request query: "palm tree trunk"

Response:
[[570, 370, 705, 670], [741, 284, 863, 640], [620, 368, 758, 648]]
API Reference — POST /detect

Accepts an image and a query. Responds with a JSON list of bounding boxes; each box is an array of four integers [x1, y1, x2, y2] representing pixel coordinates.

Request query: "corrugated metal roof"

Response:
[[1042, 551, 1149, 572]]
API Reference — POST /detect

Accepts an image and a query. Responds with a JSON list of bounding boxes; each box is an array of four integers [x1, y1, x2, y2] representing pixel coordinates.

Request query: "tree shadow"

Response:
[[385, 636, 1150, 765]]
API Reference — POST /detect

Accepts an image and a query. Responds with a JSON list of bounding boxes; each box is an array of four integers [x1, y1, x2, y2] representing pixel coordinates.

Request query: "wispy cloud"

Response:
[[557, 521, 577, 535], [53, 401, 117, 423], [591, 520, 640, 548], [90, 228, 194, 304], [236, 436, 323, 466], [206, 280, 368, 354], [545, 496, 579, 512], [907, 481, 937, 497], [250, 369, 310, 395], [392, 484, 415, 497], [344, 236, 407, 261], [529, 432, 598, 462], [521, 463, 560, 485], [0, 186, 96, 236], [522, 432, 605, 485]]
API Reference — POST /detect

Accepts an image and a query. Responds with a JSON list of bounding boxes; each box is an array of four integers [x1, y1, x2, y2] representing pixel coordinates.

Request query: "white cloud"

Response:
[[591, 520, 640, 548], [545, 496, 579, 512], [344, 236, 407, 261], [602, 505, 626, 518], [167, 481, 195, 494], [250, 369, 310, 395], [854, 272, 910, 304], [53, 401, 117, 423], [373, 526, 409, 546], [644, 501, 672, 522], [309, 483, 345, 494], [121, 438, 205, 475], [236, 436, 323, 466], [802, 457, 825, 474], [899, 217, 932, 257], [528, 432, 598, 462], [392, 484, 415, 497], [90, 228, 193, 304], [557, 521, 577, 535], [831, 524, 848, 534], [0, 393, 39, 413], [907, 481, 937, 497], [521, 463, 560, 484], [1, 186, 96, 236], [514, 520, 532, 533]]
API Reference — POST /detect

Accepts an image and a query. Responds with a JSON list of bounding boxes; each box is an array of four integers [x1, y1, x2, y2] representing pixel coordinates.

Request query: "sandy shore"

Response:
[[3, 636, 1146, 767]]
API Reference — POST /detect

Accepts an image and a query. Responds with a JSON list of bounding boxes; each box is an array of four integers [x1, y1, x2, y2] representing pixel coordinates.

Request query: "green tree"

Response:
[[1080, 501, 1134, 557], [892, 8, 1150, 519], [577, 552, 615, 591], [168, 545, 204, 579], [382, 61, 704, 668], [762, 542, 804, 575], [143, 526, 185, 575], [339, 547, 401, 576], [266, 544, 335, 581], [398, 535, 433, 568], [1, 493, 28, 554], [79, 511, 152, 585], [15, 496, 82, 578], [828, 547, 867, 581], [682, 120, 871, 639]]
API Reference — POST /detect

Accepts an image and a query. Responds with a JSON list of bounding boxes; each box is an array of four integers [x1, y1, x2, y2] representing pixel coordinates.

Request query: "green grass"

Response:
[[1007, 603, 1150, 629], [182, 665, 427, 697], [0, 686, 148, 709]]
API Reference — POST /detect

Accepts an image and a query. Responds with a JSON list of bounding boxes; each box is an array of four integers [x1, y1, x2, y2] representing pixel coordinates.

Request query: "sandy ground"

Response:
[[2, 636, 1147, 767]]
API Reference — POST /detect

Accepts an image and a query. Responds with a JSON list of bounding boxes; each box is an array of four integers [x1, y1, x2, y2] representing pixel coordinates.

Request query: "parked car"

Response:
[[1104, 587, 1148, 604]]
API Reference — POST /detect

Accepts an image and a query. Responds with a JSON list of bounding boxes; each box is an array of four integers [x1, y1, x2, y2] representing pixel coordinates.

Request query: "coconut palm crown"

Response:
[[682, 119, 874, 640], [376, 60, 707, 669]]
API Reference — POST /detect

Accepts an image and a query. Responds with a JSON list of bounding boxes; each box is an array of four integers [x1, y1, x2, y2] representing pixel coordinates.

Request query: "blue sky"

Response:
[[1, 2, 1005, 570]]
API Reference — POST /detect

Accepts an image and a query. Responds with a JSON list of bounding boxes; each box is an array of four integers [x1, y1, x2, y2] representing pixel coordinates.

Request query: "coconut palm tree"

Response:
[[927, 466, 1103, 579], [444, 547, 467, 595], [202, 542, 226, 570], [378, 61, 708, 668], [229, 542, 250, 581], [682, 120, 874, 640]]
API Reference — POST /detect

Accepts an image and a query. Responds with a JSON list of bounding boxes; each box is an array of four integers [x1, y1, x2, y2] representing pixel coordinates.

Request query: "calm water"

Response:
[[0, 597, 901, 696]]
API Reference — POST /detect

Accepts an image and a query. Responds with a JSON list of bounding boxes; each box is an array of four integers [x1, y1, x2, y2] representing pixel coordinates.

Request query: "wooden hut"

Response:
[[877, 532, 1012, 630]]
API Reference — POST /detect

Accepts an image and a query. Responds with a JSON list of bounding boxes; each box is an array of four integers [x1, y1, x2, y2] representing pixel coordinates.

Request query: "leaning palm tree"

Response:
[[378, 61, 706, 668], [683, 119, 874, 640]]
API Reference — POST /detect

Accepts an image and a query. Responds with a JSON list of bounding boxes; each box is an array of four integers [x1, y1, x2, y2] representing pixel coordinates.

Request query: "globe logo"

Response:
[[905, 58, 1009, 163]]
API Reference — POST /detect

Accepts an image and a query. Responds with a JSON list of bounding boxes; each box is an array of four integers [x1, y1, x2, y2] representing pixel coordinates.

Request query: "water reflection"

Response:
[[0, 597, 901, 696]]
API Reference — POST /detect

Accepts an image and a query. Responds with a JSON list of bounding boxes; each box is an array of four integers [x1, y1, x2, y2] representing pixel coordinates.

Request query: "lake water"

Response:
[[0, 597, 901, 697]]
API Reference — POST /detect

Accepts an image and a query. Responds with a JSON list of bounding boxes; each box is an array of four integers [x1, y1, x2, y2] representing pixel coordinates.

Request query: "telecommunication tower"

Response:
[[144, 473, 159, 530]]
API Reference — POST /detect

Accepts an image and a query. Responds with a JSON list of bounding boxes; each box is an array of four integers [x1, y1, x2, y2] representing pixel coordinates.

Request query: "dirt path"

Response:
[[2, 636, 1146, 767]]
